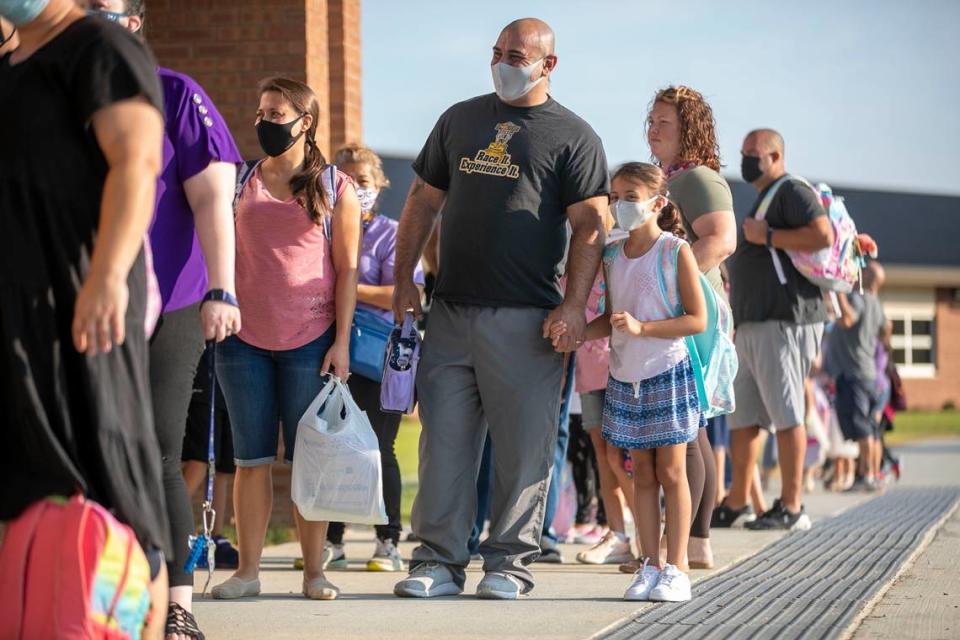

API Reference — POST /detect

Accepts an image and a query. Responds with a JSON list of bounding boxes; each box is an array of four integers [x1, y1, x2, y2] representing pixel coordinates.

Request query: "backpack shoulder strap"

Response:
[[656, 233, 685, 316], [598, 239, 625, 315], [602, 239, 623, 269], [322, 164, 339, 240], [234, 159, 262, 209], [753, 174, 792, 221]]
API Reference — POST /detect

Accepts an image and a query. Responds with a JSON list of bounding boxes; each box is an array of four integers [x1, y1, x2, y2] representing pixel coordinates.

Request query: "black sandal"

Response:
[[165, 602, 205, 640]]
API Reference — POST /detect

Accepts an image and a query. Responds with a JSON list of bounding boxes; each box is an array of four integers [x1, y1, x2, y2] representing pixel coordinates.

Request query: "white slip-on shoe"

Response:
[[211, 576, 261, 600]]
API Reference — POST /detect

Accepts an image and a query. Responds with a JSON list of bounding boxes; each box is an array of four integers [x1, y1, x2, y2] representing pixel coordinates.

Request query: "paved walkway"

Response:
[[194, 439, 960, 640]]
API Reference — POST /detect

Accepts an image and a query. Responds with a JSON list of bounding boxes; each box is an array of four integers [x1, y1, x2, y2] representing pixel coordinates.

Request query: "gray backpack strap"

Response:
[[322, 164, 338, 240], [233, 159, 261, 209]]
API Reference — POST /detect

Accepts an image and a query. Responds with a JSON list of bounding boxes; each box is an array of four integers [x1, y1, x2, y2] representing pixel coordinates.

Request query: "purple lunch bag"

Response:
[[379, 313, 420, 414]]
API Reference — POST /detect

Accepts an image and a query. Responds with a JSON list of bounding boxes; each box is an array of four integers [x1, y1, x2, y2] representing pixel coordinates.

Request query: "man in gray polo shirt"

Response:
[[714, 129, 833, 531], [390, 18, 608, 599]]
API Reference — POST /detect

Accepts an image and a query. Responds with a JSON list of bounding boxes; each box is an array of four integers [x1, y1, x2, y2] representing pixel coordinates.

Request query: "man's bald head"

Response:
[[499, 17, 555, 58], [747, 128, 784, 156]]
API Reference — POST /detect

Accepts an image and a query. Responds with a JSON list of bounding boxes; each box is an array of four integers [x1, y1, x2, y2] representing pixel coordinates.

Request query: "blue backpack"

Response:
[[603, 234, 738, 418]]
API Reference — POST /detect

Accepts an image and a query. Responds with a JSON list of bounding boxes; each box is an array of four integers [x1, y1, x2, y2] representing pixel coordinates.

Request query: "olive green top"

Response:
[[668, 165, 734, 297]]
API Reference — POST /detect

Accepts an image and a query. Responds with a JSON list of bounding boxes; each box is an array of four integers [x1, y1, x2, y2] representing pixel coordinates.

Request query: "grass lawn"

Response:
[[885, 410, 960, 445]]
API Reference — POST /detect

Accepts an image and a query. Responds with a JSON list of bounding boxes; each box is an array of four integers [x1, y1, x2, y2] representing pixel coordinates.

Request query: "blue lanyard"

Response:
[[184, 341, 217, 593]]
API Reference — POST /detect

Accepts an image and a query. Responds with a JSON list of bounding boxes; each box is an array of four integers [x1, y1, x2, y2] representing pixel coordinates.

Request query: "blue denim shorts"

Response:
[[215, 327, 335, 466]]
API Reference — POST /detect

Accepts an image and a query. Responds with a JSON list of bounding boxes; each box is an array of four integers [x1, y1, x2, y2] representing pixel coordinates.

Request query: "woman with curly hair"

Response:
[[646, 85, 737, 571]]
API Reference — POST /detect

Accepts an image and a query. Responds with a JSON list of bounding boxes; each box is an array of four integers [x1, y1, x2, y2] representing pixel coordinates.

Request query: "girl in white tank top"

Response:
[[549, 162, 707, 604]]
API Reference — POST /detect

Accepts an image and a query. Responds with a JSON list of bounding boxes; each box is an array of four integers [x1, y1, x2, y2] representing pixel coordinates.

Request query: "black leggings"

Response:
[[690, 428, 717, 539], [150, 303, 205, 588], [567, 414, 603, 526], [327, 374, 402, 544]]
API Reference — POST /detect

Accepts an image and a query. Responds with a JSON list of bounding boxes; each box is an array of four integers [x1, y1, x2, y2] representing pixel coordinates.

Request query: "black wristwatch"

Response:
[[201, 289, 239, 308], [765, 225, 775, 248]]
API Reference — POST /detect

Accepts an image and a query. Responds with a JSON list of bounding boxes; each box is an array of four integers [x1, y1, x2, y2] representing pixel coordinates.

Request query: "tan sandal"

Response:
[[303, 576, 339, 600], [211, 576, 260, 600]]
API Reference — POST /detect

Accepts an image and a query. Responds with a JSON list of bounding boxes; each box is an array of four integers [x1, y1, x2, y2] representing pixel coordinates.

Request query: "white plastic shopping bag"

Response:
[[291, 376, 388, 524]]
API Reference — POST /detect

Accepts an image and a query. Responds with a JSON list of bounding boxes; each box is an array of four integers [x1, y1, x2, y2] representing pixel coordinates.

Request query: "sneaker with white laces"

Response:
[[623, 559, 661, 601], [476, 571, 527, 600], [648, 564, 691, 602], [393, 562, 462, 598], [367, 538, 404, 572], [576, 531, 633, 565]]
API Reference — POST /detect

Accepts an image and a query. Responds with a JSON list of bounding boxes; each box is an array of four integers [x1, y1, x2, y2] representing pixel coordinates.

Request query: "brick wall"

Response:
[[145, 0, 361, 160], [151, 0, 363, 528], [902, 288, 960, 410], [326, 0, 363, 153]]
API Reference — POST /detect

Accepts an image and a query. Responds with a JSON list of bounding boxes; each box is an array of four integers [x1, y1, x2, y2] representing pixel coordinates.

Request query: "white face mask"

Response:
[[611, 196, 659, 231], [491, 58, 545, 102], [356, 187, 379, 214]]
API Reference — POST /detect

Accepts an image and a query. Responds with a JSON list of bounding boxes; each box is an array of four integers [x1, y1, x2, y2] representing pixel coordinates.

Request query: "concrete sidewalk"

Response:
[[193, 439, 960, 640]]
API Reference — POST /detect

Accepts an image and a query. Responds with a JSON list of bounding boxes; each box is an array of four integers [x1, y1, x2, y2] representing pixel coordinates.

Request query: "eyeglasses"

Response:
[[86, 9, 131, 23]]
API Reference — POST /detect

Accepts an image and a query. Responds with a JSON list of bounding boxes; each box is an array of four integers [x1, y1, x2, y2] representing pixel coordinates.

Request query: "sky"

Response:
[[361, 0, 960, 196]]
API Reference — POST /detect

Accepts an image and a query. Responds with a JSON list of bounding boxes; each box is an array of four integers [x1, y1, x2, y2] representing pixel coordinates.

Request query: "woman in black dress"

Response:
[[0, 2, 171, 628]]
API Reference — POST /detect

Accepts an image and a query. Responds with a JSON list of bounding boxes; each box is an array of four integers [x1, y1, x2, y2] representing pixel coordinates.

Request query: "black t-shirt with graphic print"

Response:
[[413, 93, 609, 309]]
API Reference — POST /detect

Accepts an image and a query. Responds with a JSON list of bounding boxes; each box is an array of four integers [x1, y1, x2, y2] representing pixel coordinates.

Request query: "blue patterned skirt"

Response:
[[602, 356, 705, 450]]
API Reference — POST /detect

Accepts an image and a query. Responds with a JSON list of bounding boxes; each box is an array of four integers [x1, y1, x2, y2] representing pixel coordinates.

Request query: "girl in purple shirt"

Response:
[[322, 144, 425, 573]]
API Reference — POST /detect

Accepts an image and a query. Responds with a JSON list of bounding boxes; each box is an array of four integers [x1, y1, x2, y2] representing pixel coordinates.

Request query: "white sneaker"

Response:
[[623, 559, 661, 601], [367, 538, 404, 572], [649, 564, 692, 602], [576, 531, 633, 565]]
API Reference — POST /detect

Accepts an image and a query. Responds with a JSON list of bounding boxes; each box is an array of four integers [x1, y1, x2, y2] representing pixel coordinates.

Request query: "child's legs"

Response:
[[589, 429, 625, 534], [605, 443, 636, 525], [656, 443, 690, 569], [630, 448, 660, 563]]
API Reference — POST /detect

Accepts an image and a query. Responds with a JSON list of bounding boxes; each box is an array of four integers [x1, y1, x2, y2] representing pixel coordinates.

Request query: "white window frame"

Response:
[[887, 308, 936, 379]]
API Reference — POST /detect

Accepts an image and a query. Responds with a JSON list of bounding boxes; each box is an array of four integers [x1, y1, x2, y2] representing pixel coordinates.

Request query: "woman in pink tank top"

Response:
[[212, 78, 361, 602]]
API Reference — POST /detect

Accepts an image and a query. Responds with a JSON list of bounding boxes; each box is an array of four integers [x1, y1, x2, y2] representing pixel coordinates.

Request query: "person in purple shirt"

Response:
[[321, 144, 425, 573], [84, 2, 242, 638]]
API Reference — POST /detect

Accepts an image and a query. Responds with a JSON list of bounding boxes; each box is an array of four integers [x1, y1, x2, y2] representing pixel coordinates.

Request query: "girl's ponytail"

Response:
[[658, 200, 686, 239]]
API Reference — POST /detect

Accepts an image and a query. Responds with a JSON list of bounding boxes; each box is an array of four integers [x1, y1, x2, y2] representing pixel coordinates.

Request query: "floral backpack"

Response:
[[602, 234, 738, 418], [755, 177, 866, 293]]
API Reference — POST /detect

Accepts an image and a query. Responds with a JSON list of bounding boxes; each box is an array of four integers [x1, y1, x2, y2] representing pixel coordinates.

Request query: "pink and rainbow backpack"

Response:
[[0, 495, 153, 640], [755, 177, 866, 293]]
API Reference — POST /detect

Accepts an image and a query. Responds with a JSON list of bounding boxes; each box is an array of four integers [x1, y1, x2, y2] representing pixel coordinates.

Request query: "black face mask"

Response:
[[256, 115, 305, 157], [741, 154, 763, 184]]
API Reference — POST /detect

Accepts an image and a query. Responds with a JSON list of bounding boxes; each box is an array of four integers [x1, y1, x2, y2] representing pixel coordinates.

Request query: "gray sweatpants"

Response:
[[410, 299, 565, 589]]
